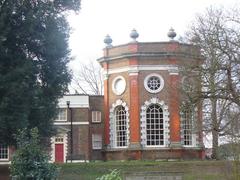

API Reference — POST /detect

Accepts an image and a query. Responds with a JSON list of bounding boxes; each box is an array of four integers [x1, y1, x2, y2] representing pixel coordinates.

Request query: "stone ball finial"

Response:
[[104, 34, 112, 47], [167, 28, 177, 41], [130, 29, 139, 42]]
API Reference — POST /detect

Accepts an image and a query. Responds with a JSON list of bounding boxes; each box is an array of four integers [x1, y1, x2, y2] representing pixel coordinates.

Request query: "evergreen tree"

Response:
[[0, 0, 81, 145]]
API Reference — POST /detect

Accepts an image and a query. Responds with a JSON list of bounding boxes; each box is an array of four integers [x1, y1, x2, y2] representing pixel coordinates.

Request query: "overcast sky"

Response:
[[68, 0, 238, 73]]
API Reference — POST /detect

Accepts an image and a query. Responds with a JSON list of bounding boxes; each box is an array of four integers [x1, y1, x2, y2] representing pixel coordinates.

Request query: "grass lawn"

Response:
[[58, 160, 236, 180]]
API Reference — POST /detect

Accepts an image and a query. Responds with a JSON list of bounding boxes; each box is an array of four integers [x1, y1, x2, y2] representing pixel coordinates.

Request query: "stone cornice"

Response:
[[97, 52, 203, 63], [103, 65, 179, 75]]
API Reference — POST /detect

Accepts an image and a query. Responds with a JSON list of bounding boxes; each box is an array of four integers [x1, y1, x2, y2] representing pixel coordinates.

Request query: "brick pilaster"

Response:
[[169, 73, 181, 146], [129, 57, 141, 154], [129, 73, 140, 144], [102, 62, 110, 146], [128, 42, 138, 53]]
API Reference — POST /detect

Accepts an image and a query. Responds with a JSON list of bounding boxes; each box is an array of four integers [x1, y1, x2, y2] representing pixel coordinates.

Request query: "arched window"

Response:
[[146, 104, 164, 146], [181, 108, 193, 146], [115, 105, 127, 147]]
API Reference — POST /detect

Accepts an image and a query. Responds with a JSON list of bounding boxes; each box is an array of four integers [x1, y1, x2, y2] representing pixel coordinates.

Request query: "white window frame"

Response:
[[180, 106, 197, 147], [140, 98, 170, 148], [109, 99, 130, 149], [112, 76, 126, 95], [92, 111, 102, 123], [146, 104, 164, 147], [56, 108, 67, 121], [144, 73, 164, 93], [92, 134, 102, 150], [115, 105, 128, 148], [0, 145, 9, 161]]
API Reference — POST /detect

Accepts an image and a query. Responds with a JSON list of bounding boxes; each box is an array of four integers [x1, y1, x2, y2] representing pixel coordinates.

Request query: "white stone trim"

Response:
[[144, 73, 164, 93], [103, 65, 179, 75], [53, 122, 89, 125], [129, 72, 139, 76], [50, 137, 54, 162], [112, 76, 126, 96], [138, 65, 178, 72], [0, 161, 11, 164], [58, 95, 89, 108], [140, 97, 170, 148], [109, 99, 130, 148], [66, 160, 89, 163], [103, 72, 109, 80], [59, 104, 89, 108], [168, 69, 179, 75], [51, 134, 68, 163]]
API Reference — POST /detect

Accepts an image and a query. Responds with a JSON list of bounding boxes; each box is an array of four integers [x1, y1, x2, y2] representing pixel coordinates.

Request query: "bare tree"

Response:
[[72, 60, 103, 95], [183, 6, 240, 159]]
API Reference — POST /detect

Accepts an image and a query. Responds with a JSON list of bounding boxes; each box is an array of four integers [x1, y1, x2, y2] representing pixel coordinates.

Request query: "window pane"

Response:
[[56, 109, 66, 121], [115, 106, 127, 147], [55, 137, 64, 143], [146, 104, 164, 146], [147, 76, 161, 90], [92, 134, 102, 149], [0, 145, 8, 160], [92, 111, 101, 122], [181, 108, 193, 146]]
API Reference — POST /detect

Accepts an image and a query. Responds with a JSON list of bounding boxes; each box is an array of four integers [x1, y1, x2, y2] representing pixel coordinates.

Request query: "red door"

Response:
[[55, 144, 64, 163]]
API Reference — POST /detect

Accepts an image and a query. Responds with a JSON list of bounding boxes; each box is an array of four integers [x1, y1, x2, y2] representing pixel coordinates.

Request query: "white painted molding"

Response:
[[112, 76, 126, 96], [109, 99, 130, 148], [103, 71, 109, 80], [53, 122, 89, 125], [0, 161, 11, 164], [67, 160, 89, 163], [58, 95, 89, 108], [129, 72, 139, 76], [168, 69, 179, 75], [50, 137, 54, 162], [105, 65, 179, 75], [51, 134, 68, 163]]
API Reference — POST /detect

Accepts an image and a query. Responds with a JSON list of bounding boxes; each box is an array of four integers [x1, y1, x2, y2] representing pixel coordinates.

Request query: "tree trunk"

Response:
[[211, 98, 219, 160]]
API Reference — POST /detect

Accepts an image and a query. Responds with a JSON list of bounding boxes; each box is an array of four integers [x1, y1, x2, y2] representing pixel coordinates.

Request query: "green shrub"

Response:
[[96, 169, 122, 180], [10, 128, 59, 180]]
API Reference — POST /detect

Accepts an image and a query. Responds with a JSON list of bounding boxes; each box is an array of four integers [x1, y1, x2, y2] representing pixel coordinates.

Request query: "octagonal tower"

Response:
[[98, 29, 205, 160]]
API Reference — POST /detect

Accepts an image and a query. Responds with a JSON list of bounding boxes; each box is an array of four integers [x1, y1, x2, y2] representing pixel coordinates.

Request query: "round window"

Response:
[[112, 76, 126, 95], [144, 73, 164, 93]]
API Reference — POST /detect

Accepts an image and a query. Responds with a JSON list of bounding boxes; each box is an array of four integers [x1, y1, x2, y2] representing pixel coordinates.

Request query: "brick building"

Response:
[[98, 29, 205, 160], [0, 94, 105, 164], [51, 95, 104, 163], [0, 29, 205, 164]]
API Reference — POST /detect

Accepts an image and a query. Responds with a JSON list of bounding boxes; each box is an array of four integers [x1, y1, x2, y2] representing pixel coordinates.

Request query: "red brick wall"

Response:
[[65, 107, 90, 161], [89, 96, 104, 160], [104, 149, 203, 160], [67, 125, 89, 161]]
